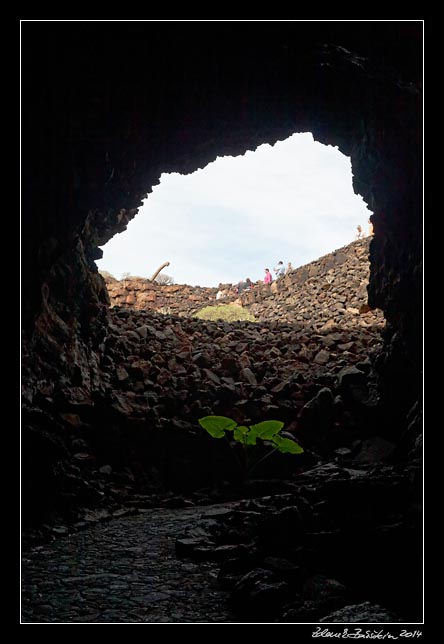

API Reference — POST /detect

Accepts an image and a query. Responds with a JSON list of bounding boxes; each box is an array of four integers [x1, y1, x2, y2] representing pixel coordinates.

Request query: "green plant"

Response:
[[198, 415, 303, 478], [194, 304, 257, 323]]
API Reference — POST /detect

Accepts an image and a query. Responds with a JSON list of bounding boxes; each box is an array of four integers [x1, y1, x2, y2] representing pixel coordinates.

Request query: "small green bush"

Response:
[[194, 304, 257, 323]]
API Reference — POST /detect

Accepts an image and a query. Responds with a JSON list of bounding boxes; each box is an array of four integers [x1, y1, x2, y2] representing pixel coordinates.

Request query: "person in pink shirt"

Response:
[[263, 268, 273, 284]]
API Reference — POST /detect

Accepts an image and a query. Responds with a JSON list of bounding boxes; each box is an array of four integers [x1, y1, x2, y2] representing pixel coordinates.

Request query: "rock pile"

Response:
[[101, 305, 383, 430]]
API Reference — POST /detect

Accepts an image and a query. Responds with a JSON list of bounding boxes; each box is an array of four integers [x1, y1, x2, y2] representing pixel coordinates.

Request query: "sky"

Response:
[[96, 132, 372, 287]]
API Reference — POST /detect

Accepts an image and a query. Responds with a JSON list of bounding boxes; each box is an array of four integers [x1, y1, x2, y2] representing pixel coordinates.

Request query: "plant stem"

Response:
[[247, 446, 279, 477]]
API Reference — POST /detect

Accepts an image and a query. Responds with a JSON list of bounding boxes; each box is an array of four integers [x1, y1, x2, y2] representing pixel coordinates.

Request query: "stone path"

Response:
[[21, 505, 237, 623]]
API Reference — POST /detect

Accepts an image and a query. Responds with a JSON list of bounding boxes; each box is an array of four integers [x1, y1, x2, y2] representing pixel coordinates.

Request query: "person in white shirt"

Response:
[[274, 261, 286, 279]]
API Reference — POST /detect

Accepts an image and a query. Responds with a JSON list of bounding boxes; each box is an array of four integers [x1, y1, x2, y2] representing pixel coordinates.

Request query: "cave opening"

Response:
[[96, 132, 373, 290]]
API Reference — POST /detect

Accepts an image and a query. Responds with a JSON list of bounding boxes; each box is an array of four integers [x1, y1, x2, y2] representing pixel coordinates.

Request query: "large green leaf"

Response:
[[198, 415, 237, 438], [272, 435, 304, 454], [245, 432, 258, 446], [233, 426, 249, 442], [249, 420, 284, 439]]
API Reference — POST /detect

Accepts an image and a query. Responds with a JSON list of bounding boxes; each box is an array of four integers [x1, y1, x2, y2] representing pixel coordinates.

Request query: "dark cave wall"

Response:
[[22, 21, 422, 437]]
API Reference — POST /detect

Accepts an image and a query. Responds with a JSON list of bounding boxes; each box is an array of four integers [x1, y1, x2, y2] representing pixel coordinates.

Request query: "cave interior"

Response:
[[21, 21, 423, 623]]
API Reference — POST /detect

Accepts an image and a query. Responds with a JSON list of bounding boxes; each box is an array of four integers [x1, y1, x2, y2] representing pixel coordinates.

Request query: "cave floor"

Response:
[[21, 504, 238, 623]]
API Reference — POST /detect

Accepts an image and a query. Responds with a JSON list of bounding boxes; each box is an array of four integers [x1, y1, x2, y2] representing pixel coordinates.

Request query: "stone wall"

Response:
[[240, 237, 384, 331], [104, 237, 384, 332], [105, 279, 216, 316]]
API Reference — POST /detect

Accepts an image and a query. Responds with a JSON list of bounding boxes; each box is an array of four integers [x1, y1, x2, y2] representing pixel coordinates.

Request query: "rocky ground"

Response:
[[175, 462, 422, 623], [22, 504, 237, 623], [22, 461, 421, 623]]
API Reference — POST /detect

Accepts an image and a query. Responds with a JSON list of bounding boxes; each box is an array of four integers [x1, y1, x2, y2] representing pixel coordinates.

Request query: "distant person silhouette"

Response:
[[263, 268, 273, 285], [355, 225, 364, 240], [237, 278, 253, 294], [368, 218, 374, 236]]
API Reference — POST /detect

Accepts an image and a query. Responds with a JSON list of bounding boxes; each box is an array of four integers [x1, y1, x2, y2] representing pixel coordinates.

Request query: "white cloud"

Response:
[[97, 132, 371, 286]]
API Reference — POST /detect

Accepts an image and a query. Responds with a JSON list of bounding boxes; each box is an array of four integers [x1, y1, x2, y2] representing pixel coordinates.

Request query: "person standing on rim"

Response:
[[274, 261, 285, 279], [263, 268, 273, 285]]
